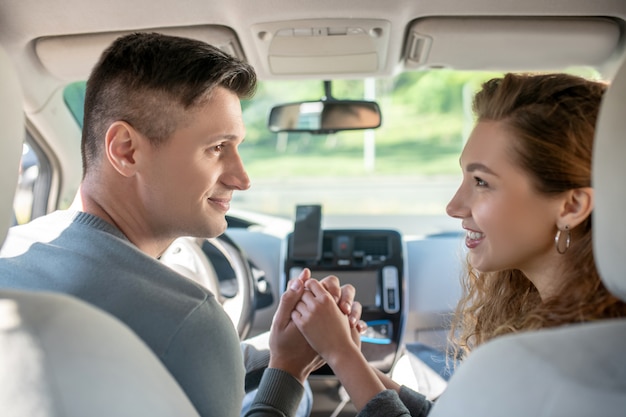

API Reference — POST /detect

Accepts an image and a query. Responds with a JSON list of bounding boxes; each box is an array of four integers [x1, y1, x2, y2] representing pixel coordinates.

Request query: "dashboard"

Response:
[[285, 228, 406, 373]]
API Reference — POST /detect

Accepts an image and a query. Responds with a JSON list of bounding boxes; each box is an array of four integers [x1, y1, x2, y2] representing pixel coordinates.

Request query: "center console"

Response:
[[283, 205, 406, 373]]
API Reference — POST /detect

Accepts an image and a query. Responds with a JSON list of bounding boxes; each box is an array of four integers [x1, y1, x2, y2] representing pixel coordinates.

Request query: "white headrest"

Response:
[[593, 55, 626, 302], [0, 289, 202, 417], [0, 45, 24, 247]]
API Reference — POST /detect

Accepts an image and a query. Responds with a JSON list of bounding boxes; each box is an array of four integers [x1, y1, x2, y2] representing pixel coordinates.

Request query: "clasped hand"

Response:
[[268, 268, 366, 384]]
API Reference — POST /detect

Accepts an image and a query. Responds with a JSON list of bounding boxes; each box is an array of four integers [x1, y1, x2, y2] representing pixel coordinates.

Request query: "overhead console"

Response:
[[284, 205, 405, 374], [251, 18, 391, 77]]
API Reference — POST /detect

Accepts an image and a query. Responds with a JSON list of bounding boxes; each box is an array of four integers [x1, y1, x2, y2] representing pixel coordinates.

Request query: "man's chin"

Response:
[[180, 219, 226, 240], [205, 219, 228, 239]]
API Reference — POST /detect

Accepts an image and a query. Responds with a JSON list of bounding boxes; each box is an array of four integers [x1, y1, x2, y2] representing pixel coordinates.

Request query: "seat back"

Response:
[[429, 58, 626, 417], [0, 45, 199, 417], [593, 57, 626, 301], [1, 290, 202, 417]]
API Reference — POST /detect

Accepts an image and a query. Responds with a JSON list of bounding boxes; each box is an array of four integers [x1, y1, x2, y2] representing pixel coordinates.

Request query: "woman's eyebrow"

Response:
[[466, 162, 498, 176]]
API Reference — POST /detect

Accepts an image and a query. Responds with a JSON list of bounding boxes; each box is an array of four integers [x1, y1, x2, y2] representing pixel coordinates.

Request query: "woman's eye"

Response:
[[474, 176, 487, 187]]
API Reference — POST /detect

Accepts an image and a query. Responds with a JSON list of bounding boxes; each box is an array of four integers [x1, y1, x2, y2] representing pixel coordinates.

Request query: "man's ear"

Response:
[[105, 121, 138, 177], [557, 187, 594, 229]]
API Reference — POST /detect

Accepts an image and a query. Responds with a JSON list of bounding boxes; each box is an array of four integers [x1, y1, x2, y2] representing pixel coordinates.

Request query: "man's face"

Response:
[[136, 87, 250, 240]]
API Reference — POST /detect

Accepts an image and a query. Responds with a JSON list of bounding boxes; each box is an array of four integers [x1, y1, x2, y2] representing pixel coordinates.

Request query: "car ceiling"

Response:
[[0, 0, 624, 213], [1, 0, 625, 111]]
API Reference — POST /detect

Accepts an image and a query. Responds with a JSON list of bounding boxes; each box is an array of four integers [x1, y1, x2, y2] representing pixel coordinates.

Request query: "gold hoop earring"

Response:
[[554, 225, 571, 255]]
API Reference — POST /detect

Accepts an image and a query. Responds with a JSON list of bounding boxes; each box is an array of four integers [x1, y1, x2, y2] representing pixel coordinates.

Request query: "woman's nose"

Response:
[[446, 185, 467, 219]]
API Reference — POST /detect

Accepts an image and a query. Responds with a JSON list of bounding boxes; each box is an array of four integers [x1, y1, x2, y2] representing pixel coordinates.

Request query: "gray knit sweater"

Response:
[[0, 210, 302, 417]]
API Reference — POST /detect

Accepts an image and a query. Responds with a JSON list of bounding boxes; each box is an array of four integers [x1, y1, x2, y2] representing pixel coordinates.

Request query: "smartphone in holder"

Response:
[[291, 204, 323, 261]]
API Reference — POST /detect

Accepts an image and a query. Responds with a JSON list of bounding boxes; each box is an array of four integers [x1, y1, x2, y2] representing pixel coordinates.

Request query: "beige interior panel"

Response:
[[252, 19, 390, 76], [405, 17, 623, 71], [35, 25, 245, 81]]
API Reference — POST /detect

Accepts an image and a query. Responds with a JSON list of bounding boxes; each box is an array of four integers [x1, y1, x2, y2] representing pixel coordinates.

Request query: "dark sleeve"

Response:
[[357, 389, 412, 417], [243, 368, 304, 417], [398, 385, 434, 417], [355, 386, 433, 417]]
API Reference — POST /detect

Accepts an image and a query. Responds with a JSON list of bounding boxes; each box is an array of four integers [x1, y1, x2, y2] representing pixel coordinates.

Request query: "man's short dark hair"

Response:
[[81, 32, 257, 175]]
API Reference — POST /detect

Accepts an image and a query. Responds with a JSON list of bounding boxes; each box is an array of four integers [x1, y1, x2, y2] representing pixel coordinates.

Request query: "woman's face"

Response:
[[446, 120, 563, 280]]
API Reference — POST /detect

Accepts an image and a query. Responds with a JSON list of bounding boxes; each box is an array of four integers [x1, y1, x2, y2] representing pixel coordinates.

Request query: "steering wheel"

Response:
[[159, 234, 256, 339]]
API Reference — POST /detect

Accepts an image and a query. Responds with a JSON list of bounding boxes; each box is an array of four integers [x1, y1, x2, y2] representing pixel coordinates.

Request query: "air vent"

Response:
[[354, 236, 389, 257]]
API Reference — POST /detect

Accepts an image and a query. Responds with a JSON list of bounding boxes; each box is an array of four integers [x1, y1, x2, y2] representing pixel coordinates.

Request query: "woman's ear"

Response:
[[105, 121, 138, 177], [558, 187, 594, 229]]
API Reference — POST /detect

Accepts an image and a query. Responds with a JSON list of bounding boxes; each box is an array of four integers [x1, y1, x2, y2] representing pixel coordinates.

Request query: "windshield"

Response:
[[236, 70, 499, 236], [61, 68, 601, 236]]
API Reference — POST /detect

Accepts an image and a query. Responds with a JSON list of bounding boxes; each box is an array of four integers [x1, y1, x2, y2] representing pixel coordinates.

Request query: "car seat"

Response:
[[0, 45, 200, 416], [428, 58, 626, 416]]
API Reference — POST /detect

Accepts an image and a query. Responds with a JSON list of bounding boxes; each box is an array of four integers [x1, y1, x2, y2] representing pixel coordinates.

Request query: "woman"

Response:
[[289, 72, 626, 416], [446, 72, 626, 359]]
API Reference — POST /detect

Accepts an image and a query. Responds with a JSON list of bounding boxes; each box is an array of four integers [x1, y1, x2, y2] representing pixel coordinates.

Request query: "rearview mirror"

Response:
[[268, 100, 382, 134]]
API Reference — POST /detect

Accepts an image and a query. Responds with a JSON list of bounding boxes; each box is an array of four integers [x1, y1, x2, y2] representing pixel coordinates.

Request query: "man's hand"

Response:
[[267, 269, 325, 384]]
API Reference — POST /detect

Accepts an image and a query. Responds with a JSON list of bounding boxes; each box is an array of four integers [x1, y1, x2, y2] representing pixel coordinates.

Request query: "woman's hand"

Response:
[[291, 278, 386, 411], [291, 279, 357, 366], [317, 274, 366, 334]]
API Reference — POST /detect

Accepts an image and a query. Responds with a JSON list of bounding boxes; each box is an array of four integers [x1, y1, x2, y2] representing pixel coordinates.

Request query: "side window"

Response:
[[13, 140, 37, 224], [64, 80, 86, 129], [13, 134, 52, 225], [12, 81, 85, 225]]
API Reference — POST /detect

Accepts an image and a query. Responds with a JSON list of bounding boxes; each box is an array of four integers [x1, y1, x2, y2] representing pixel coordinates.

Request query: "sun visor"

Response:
[[404, 17, 623, 71], [251, 19, 390, 77], [35, 25, 246, 81]]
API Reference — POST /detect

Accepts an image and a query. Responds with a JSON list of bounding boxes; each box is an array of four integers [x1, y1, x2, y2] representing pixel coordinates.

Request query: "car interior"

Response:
[[0, 43, 202, 417], [0, 1, 625, 416]]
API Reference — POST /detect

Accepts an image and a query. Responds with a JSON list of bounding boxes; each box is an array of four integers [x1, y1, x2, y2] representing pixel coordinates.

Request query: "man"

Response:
[[0, 32, 361, 417]]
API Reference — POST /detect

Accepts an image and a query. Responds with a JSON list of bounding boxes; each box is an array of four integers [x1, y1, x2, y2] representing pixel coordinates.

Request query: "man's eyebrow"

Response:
[[213, 134, 244, 142], [466, 162, 497, 176]]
